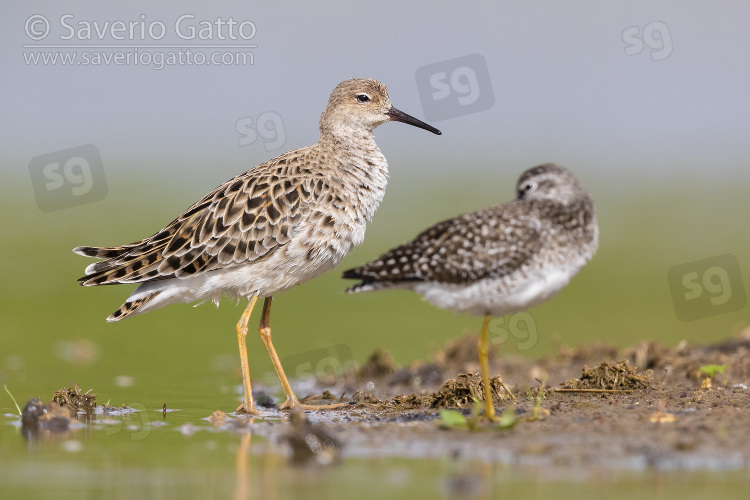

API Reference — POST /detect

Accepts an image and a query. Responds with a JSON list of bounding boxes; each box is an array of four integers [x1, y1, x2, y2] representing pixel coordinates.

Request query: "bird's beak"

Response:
[[387, 107, 442, 135]]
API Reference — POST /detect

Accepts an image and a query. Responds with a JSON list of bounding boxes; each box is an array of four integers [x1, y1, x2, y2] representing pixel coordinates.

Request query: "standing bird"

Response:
[[74, 78, 441, 414], [343, 164, 598, 420]]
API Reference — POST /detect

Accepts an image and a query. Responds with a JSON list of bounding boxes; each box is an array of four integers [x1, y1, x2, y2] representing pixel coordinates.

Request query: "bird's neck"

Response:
[[315, 128, 389, 220], [317, 129, 385, 168], [319, 124, 377, 149]]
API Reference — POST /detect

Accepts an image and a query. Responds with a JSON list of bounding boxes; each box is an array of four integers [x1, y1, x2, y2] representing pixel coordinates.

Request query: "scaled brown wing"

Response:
[[78, 152, 316, 286]]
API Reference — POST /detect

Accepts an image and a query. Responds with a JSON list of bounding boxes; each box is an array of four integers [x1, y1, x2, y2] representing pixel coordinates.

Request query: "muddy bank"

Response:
[[256, 330, 750, 473], [19, 331, 750, 476]]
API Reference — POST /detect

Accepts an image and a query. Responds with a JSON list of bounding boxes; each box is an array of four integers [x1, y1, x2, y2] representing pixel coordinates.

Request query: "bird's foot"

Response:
[[235, 402, 262, 415], [279, 398, 348, 412], [481, 404, 499, 422]]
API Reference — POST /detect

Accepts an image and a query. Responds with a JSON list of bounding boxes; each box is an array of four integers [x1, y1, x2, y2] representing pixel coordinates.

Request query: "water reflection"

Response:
[[234, 431, 252, 500], [20, 397, 75, 442], [281, 410, 342, 466], [20, 395, 147, 445]]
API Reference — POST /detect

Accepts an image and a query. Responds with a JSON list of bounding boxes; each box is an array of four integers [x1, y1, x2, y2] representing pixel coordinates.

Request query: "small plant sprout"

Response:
[[699, 364, 728, 379], [528, 378, 551, 421], [439, 398, 493, 431], [4, 385, 22, 416], [699, 364, 728, 390]]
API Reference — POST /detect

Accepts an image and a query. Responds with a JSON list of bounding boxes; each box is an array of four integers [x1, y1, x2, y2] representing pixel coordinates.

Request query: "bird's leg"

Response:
[[236, 295, 260, 414], [478, 315, 498, 421], [478, 314, 515, 422], [257, 297, 300, 409], [258, 297, 347, 411]]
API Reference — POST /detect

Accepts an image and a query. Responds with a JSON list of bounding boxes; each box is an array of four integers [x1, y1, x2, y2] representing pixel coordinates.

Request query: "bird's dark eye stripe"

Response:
[[356, 94, 370, 102]]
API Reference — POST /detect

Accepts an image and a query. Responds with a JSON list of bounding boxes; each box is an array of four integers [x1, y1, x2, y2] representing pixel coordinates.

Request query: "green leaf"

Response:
[[497, 406, 517, 430], [439, 409, 468, 428], [699, 364, 728, 378]]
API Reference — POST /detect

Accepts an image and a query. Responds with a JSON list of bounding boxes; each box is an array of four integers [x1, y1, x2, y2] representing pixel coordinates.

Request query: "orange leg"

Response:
[[478, 314, 515, 421], [257, 297, 347, 411], [236, 295, 260, 414]]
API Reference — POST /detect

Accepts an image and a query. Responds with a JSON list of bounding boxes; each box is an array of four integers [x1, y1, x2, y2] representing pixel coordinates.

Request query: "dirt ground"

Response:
[[261, 329, 750, 472], [25, 330, 750, 475]]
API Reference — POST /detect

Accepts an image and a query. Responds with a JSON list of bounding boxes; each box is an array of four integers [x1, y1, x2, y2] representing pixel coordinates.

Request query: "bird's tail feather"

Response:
[[107, 291, 161, 322]]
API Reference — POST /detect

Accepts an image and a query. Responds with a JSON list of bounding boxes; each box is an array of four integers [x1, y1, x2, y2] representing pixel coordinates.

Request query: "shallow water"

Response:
[[3, 393, 750, 499], [1, 414, 747, 499]]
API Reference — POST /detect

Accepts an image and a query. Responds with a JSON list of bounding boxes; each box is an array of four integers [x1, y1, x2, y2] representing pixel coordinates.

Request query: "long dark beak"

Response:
[[387, 107, 442, 135]]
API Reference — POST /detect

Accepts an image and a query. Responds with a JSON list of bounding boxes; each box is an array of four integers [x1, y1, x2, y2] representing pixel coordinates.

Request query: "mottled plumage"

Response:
[[344, 164, 598, 315], [74, 78, 441, 413], [343, 204, 542, 286], [343, 164, 598, 420]]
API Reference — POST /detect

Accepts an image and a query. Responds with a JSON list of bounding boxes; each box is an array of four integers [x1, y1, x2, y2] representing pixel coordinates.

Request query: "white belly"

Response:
[[414, 262, 583, 317]]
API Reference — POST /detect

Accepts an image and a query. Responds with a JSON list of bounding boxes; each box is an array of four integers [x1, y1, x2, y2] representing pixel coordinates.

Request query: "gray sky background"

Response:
[[2, 1, 749, 193]]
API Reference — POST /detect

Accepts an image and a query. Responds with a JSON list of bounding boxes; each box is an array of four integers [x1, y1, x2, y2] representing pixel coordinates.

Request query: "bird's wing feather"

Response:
[[343, 202, 542, 285], [76, 148, 323, 286]]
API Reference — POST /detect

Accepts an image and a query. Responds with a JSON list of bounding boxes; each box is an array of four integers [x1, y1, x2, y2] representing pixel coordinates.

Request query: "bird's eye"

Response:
[[518, 181, 537, 198], [356, 94, 370, 103]]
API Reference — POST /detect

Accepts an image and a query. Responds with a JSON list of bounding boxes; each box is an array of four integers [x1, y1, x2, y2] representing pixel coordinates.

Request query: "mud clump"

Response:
[[20, 397, 76, 441], [52, 384, 97, 411], [379, 371, 510, 413], [430, 372, 508, 408], [558, 360, 654, 391], [19, 384, 133, 441], [21, 385, 98, 440], [391, 393, 428, 409], [208, 410, 229, 426], [299, 390, 342, 404], [350, 390, 380, 404], [22, 398, 74, 428]]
